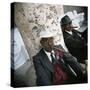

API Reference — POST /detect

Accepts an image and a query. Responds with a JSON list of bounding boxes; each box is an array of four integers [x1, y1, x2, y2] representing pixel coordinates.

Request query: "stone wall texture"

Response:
[[14, 2, 68, 58]]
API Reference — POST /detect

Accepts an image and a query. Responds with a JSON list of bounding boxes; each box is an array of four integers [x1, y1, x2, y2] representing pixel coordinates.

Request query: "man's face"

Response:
[[63, 23, 73, 31], [40, 37, 54, 52]]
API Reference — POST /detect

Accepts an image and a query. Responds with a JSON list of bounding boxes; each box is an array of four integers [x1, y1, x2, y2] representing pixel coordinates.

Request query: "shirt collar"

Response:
[[44, 49, 55, 62], [44, 49, 54, 55], [66, 30, 73, 35]]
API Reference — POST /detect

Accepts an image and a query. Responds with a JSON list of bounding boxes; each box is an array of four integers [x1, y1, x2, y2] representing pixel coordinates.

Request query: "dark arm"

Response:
[[63, 52, 87, 82], [65, 35, 86, 48]]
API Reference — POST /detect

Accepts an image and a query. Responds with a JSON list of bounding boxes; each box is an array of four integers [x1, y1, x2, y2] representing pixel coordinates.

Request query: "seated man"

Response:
[[60, 15, 87, 64], [33, 30, 87, 86]]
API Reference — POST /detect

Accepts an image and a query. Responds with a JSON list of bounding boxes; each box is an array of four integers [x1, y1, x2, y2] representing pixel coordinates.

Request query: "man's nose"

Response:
[[48, 41, 53, 46]]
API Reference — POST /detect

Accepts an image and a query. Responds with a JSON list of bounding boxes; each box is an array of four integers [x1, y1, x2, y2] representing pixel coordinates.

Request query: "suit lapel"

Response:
[[40, 49, 53, 72], [72, 30, 82, 39]]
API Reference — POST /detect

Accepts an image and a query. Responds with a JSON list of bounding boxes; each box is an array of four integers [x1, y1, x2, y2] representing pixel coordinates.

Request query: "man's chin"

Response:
[[45, 48, 53, 52], [49, 47, 54, 51]]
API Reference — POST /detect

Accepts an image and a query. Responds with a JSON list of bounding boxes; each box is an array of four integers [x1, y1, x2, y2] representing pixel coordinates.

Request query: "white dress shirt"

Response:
[[44, 50, 55, 63]]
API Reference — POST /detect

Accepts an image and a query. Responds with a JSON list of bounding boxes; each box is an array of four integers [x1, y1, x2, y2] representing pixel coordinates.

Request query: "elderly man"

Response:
[[33, 30, 87, 86], [60, 15, 87, 64]]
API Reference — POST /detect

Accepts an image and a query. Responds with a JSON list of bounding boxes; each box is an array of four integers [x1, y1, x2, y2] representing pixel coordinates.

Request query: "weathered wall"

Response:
[[14, 2, 67, 58]]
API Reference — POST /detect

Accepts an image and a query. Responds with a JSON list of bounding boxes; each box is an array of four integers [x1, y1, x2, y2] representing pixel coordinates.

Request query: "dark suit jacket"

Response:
[[33, 45, 86, 86], [62, 30, 87, 63]]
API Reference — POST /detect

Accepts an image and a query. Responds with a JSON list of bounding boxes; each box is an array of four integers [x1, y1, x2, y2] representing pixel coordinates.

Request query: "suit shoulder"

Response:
[[62, 31, 70, 38], [33, 49, 42, 61]]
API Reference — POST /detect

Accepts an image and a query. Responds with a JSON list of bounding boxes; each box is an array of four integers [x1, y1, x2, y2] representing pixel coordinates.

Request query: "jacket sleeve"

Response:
[[63, 30, 86, 48], [63, 52, 86, 78], [33, 56, 52, 86], [65, 35, 86, 48]]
